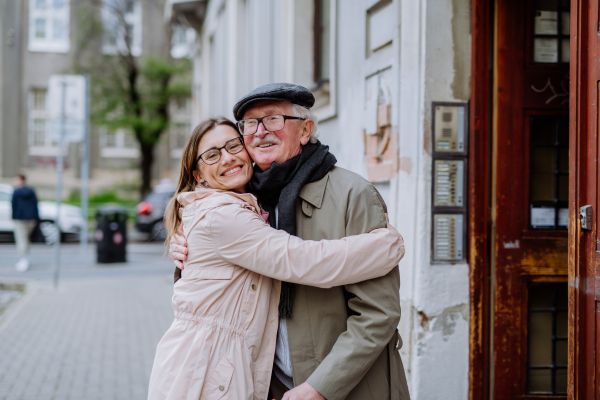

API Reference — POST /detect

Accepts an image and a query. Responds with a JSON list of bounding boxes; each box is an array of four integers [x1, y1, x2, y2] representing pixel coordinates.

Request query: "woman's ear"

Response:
[[192, 170, 201, 183]]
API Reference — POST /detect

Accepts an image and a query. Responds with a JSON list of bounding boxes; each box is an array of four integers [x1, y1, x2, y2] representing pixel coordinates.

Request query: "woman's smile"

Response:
[[222, 165, 243, 177]]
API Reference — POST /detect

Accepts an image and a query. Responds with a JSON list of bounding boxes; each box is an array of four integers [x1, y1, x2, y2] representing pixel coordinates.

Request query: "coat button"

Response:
[[219, 385, 224, 391], [251, 284, 257, 290]]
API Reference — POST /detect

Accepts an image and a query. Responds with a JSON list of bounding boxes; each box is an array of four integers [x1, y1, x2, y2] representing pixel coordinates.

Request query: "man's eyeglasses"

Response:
[[197, 137, 245, 165], [236, 114, 305, 136]]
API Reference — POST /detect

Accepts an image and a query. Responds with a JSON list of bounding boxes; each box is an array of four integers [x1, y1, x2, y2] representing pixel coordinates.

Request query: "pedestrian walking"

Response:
[[12, 173, 39, 272]]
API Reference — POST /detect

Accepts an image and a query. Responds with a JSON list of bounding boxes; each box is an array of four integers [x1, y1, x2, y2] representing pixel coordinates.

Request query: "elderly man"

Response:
[[170, 83, 409, 400]]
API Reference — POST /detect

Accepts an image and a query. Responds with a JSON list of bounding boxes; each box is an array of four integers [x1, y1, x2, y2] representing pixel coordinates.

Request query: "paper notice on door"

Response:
[[534, 11, 558, 34], [531, 206, 555, 228], [558, 208, 568, 228], [534, 38, 559, 63]]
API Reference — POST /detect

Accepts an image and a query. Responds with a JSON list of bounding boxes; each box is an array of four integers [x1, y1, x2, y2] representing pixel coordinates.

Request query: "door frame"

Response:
[[568, 0, 597, 398], [469, 0, 493, 398], [469, 0, 579, 398]]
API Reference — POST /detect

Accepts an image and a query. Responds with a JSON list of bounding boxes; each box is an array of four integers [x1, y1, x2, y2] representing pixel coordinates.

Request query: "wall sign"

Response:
[[431, 102, 468, 263]]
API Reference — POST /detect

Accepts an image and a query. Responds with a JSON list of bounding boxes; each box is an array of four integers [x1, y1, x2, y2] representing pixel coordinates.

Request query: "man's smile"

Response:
[[257, 143, 276, 148]]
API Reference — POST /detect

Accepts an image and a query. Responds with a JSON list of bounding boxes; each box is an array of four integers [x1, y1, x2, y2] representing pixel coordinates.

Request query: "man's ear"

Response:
[[300, 119, 314, 145]]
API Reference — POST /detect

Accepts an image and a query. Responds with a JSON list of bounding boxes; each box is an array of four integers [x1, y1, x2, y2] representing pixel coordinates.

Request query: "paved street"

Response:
[[0, 243, 176, 400]]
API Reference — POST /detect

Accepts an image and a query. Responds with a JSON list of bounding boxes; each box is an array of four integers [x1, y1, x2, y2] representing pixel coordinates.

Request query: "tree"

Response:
[[72, 0, 191, 198]]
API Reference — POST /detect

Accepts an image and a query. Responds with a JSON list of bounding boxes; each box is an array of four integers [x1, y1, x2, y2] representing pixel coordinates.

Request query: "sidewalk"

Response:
[[0, 243, 176, 400]]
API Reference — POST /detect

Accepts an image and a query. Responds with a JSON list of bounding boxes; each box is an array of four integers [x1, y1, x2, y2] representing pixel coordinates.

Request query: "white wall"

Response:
[[189, 0, 472, 398], [400, 0, 471, 398]]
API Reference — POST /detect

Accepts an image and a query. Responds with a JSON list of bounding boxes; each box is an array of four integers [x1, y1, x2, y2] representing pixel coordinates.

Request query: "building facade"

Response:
[[167, 0, 600, 399], [168, 0, 470, 398], [0, 0, 194, 199]]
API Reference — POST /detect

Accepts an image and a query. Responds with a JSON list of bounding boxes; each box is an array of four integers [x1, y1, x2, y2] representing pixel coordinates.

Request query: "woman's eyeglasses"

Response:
[[197, 137, 245, 165]]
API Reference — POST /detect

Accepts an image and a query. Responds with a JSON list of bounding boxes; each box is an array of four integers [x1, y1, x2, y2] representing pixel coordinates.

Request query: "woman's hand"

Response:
[[169, 233, 188, 269]]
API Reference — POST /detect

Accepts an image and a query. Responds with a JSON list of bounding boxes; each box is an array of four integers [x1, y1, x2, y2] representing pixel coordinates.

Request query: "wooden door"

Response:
[[493, 0, 570, 398], [569, 0, 599, 397]]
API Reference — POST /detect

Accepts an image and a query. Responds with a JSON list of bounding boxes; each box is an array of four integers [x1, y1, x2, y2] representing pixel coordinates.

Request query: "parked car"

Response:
[[0, 183, 85, 243], [135, 182, 176, 241]]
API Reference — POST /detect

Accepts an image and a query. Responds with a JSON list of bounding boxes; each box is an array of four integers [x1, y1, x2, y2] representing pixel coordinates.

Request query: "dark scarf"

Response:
[[250, 141, 337, 318]]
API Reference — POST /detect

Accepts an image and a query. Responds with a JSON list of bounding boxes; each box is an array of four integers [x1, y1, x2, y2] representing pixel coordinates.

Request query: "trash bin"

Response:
[[95, 205, 128, 263]]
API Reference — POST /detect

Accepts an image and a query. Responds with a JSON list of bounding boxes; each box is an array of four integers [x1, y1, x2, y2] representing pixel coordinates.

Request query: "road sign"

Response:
[[48, 75, 86, 143]]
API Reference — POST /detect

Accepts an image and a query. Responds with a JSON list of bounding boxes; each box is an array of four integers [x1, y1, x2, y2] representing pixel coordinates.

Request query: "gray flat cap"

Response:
[[233, 83, 315, 120]]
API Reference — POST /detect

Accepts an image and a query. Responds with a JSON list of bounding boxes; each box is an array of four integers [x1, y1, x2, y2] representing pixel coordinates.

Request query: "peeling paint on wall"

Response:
[[450, 0, 471, 101], [400, 157, 414, 174], [432, 304, 468, 341]]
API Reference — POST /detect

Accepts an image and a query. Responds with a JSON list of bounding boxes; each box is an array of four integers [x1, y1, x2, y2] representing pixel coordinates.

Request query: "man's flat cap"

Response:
[[233, 83, 315, 120]]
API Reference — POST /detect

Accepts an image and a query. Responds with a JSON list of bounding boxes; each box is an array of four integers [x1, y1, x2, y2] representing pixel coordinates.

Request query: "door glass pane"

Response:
[[558, 147, 568, 172], [556, 311, 568, 337], [531, 118, 557, 145], [561, 39, 570, 62], [561, 12, 570, 35], [531, 147, 556, 201], [558, 175, 568, 201], [529, 369, 552, 393], [530, 284, 554, 308], [527, 282, 569, 395], [534, 38, 559, 63], [535, 0, 559, 11], [529, 116, 569, 229], [558, 120, 569, 145], [532, 0, 570, 64], [555, 340, 567, 366], [556, 369, 568, 394], [529, 312, 553, 366]]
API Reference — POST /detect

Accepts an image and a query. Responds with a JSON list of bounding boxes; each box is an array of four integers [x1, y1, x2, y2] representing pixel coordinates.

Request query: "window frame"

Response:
[[27, 0, 70, 53], [311, 0, 337, 122], [99, 127, 140, 158], [102, 0, 142, 57], [169, 97, 192, 159], [171, 25, 196, 59], [27, 88, 63, 156]]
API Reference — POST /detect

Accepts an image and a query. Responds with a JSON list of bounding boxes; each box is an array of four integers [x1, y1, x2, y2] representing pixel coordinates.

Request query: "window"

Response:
[[100, 128, 139, 158], [28, 89, 60, 155], [527, 282, 568, 395], [171, 25, 196, 59], [28, 0, 70, 53], [102, 0, 142, 56], [310, 0, 337, 121], [529, 116, 569, 229], [169, 97, 192, 159], [531, 0, 570, 63], [314, 0, 331, 83]]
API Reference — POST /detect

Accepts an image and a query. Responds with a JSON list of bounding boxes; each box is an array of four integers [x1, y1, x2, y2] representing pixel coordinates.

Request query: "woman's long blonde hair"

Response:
[[164, 117, 240, 246]]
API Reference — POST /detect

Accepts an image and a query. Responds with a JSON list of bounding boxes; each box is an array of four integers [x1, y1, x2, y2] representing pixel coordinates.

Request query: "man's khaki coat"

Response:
[[281, 166, 410, 400]]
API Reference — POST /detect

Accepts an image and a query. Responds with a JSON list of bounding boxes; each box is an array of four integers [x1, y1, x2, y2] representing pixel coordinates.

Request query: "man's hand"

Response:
[[281, 383, 326, 400], [169, 233, 188, 269]]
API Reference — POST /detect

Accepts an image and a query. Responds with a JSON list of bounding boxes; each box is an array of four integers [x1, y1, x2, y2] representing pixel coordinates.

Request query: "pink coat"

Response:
[[148, 188, 405, 400]]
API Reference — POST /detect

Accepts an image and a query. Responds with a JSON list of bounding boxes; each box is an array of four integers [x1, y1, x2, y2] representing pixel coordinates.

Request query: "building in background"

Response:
[[166, 0, 470, 397], [165, 0, 600, 399], [0, 0, 194, 199]]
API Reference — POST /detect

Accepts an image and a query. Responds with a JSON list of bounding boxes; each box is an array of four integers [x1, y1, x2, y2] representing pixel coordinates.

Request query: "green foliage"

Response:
[[70, 1, 192, 197]]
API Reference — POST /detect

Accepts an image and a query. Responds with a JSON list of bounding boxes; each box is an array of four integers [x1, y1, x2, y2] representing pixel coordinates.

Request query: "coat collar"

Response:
[[298, 172, 329, 209], [177, 187, 261, 212]]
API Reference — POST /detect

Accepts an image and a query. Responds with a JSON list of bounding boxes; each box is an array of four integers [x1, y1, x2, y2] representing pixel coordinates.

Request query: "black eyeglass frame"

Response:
[[196, 137, 245, 165], [236, 114, 306, 136]]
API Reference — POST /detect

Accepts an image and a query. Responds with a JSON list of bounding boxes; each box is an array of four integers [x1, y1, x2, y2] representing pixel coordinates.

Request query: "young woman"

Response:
[[148, 117, 404, 400]]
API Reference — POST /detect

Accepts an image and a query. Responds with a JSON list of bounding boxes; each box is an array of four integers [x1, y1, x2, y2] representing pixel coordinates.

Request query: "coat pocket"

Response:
[[202, 356, 235, 400]]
